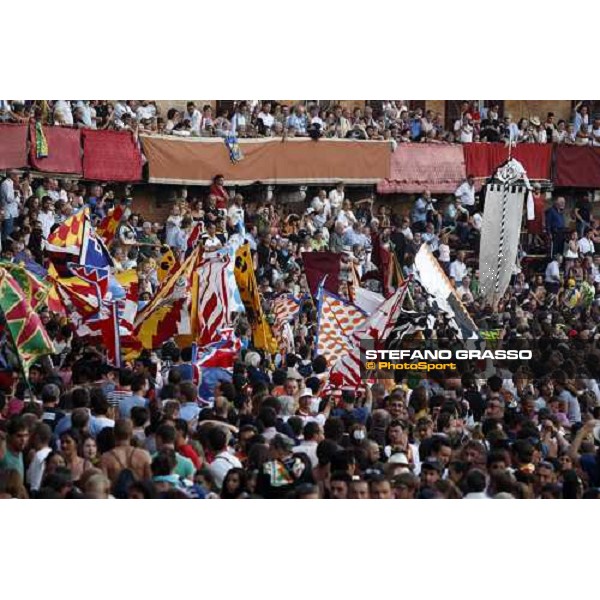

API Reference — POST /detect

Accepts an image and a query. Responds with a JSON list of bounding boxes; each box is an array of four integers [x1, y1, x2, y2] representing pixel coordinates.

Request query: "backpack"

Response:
[[111, 448, 137, 499]]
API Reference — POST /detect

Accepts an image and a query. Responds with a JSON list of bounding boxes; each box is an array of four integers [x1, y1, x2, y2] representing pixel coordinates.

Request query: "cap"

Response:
[[388, 452, 410, 466]]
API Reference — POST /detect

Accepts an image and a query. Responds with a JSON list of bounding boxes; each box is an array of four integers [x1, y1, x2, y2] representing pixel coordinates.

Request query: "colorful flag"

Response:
[[47, 207, 87, 249], [67, 264, 110, 302], [79, 218, 114, 269], [51, 274, 103, 319], [234, 243, 277, 353], [195, 328, 241, 369], [96, 204, 128, 245], [157, 246, 179, 283], [115, 270, 138, 335], [187, 222, 205, 251], [0, 267, 54, 372], [134, 246, 201, 350], [0, 262, 51, 312], [35, 122, 49, 159], [77, 301, 122, 367], [315, 288, 366, 367], [271, 294, 304, 354]]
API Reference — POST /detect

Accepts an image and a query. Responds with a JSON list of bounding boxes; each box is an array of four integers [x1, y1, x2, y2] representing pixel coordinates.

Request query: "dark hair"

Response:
[[151, 449, 176, 476], [7, 416, 27, 436], [464, 469, 487, 494], [303, 421, 321, 441], [330, 449, 356, 473], [316, 439, 340, 466], [118, 368, 134, 387], [71, 387, 91, 409], [96, 427, 116, 454], [323, 417, 345, 443], [207, 426, 228, 452], [90, 388, 109, 416], [156, 424, 177, 446], [220, 468, 248, 499], [131, 374, 147, 394], [130, 406, 149, 428], [258, 406, 277, 429]]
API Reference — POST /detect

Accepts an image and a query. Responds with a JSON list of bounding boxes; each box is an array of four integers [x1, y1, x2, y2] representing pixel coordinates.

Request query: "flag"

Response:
[[96, 204, 128, 245], [0, 267, 54, 372], [187, 222, 205, 251], [315, 287, 366, 366], [352, 282, 409, 348], [195, 328, 241, 369], [67, 264, 110, 302], [271, 294, 304, 354], [47, 208, 87, 249], [51, 274, 103, 319], [330, 282, 408, 390], [195, 249, 237, 347], [134, 246, 201, 350], [157, 246, 179, 283], [302, 251, 341, 297], [0, 262, 51, 312], [414, 244, 478, 340], [353, 287, 385, 315], [77, 301, 122, 367], [79, 218, 114, 269], [115, 270, 138, 335], [35, 122, 49, 159], [234, 243, 277, 353]]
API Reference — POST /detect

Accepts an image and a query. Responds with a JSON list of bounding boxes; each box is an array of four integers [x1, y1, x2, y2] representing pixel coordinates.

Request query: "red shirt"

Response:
[[177, 443, 202, 470], [210, 184, 229, 210]]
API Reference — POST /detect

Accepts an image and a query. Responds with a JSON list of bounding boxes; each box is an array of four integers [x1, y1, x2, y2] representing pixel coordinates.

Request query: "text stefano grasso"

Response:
[[364, 349, 532, 361]]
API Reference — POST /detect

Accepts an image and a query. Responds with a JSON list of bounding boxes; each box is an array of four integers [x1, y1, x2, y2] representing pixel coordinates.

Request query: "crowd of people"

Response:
[[1, 100, 598, 145], [2, 152, 600, 499]]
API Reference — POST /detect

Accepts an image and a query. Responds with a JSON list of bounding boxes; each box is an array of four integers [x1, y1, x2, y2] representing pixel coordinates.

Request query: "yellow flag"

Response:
[[234, 243, 278, 354], [157, 246, 179, 282]]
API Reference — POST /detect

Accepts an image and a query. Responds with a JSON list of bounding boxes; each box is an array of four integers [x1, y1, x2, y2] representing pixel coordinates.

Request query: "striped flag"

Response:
[[315, 288, 366, 367], [271, 294, 305, 354], [195, 249, 236, 347], [187, 222, 205, 251]]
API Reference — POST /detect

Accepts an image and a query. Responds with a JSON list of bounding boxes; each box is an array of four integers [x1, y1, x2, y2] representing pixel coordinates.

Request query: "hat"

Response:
[[421, 459, 443, 473], [530, 116, 541, 127], [270, 434, 295, 451], [388, 452, 410, 466]]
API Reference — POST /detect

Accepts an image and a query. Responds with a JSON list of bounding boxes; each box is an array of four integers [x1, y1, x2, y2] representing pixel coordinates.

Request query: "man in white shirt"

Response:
[[38, 197, 56, 239], [257, 101, 274, 131], [336, 199, 357, 233], [328, 182, 345, 218], [578, 228, 595, 255], [136, 100, 156, 122], [455, 175, 476, 212], [294, 421, 324, 468], [227, 194, 245, 233], [26, 423, 53, 492], [0, 171, 21, 239], [207, 427, 242, 490], [185, 101, 201, 135], [203, 223, 223, 251], [449, 250, 468, 286], [544, 254, 562, 293], [53, 100, 74, 125]]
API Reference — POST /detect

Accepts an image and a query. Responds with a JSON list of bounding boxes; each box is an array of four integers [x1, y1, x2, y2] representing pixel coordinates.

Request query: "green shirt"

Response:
[[0, 449, 24, 478], [151, 451, 194, 480]]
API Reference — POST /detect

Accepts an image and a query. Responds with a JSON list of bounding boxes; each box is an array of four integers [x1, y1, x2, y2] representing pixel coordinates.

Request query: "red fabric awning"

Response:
[[29, 125, 82, 174], [378, 144, 466, 194], [553, 146, 600, 188], [463, 143, 553, 181], [0, 124, 28, 170], [82, 130, 143, 181]]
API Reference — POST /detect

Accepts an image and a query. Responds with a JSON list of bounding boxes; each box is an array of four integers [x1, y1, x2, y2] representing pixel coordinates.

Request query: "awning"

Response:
[[0, 124, 28, 170], [553, 145, 600, 188], [82, 130, 143, 182], [377, 144, 466, 194], [29, 125, 82, 175], [463, 142, 553, 181], [140, 136, 390, 185]]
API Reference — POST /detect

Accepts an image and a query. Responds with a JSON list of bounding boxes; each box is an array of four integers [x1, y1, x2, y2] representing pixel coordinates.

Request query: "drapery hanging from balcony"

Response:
[[140, 136, 390, 185], [0, 124, 28, 170]]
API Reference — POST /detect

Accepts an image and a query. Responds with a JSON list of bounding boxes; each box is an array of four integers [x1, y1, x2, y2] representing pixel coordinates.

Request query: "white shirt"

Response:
[[38, 210, 55, 239], [136, 104, 155, 121], [438, 243, 450, 262], [578, 237, 594, 254], [0, 178, 20, 218], [329, 189, 345, 215], [472, 212, 483, 231], [258, 112, 274, 128], [455, 181, 475, 206], [26, 447, 52, 492], [545, 260, 560, 283], [54, 100, 73, 125], [228, 205, 245, 227], [209, 450, 242, 490], [294, 440, 318, 468], [449, 260, 467, 283], [186, 109, 202, 133], [336, 209, 357, 231]]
